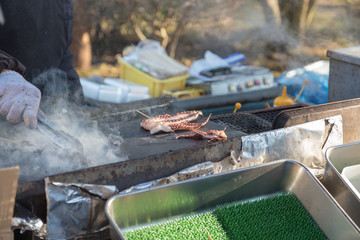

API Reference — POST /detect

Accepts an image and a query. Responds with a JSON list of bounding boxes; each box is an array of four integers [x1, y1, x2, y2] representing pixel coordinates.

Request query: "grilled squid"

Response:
[[140, 110, 210, 134], [176, 127, 227, 142]]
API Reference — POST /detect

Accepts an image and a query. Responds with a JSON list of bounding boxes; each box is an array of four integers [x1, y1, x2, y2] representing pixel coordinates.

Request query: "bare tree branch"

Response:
[[134, 25, 147, 41]]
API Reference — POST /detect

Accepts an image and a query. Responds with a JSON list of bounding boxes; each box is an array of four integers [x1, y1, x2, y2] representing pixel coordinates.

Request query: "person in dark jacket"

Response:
[[0, 0, 84, 128]]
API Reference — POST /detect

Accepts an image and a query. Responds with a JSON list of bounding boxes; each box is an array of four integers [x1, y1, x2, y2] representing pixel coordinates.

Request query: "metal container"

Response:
[[327, 46, 360, 102], [323, 142, 360, 228], [105, 160, 360, 240]]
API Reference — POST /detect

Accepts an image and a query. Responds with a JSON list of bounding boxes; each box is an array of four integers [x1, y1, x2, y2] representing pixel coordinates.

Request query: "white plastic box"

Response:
[[80, 78, 150, 104]]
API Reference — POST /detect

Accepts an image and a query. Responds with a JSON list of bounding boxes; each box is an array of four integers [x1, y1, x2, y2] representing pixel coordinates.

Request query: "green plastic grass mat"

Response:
[[124, 211, 228, 240], [124, 193, 327, 240], [215, 193, 327, 240]]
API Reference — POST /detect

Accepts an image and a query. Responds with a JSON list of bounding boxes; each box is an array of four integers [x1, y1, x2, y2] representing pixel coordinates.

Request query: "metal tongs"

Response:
[[37, 113, 84, 155]]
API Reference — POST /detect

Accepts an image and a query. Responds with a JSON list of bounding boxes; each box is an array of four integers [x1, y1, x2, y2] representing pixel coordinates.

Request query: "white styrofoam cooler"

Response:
[[80, 78, 150, 104]]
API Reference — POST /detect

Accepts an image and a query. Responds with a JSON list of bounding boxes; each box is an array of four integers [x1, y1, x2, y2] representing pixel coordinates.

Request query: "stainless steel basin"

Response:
[[323, 142, 360, 228], [106, 160, 360, 240]]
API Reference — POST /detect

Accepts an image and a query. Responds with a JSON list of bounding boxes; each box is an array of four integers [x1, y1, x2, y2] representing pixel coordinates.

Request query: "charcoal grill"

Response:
[[15, 96, 303, 222], [14, 98, 303, 228], [15, 94, 360, 237]]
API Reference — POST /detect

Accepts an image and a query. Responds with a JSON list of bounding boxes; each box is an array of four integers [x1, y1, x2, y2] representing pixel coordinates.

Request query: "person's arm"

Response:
[[0, 50, 41, 128], [60, 48, 83, 95], [0, 50, 26, 75], [59, 0, 84, 104]]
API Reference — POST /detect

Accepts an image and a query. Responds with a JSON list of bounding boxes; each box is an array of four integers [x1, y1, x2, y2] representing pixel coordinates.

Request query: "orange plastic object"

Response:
[[274, 86, 294, 107], [274, 80, 308, 107], [233, 102, 242, 113]]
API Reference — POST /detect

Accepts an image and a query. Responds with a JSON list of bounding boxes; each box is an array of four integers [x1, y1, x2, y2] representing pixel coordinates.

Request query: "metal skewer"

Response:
[[136, 110, 151, 118]]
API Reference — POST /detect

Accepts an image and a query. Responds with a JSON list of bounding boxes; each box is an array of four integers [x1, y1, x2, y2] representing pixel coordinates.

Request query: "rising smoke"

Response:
[[0, 68, 128, 183]]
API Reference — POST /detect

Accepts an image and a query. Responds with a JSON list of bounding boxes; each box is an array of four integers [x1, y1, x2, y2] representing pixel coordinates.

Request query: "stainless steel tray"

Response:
[[323, 142, 360, 228], [106, 160, 360, 240]]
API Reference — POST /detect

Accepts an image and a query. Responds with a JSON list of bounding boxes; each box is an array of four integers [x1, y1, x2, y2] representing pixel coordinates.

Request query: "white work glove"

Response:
[[0, 70, 42, 128]]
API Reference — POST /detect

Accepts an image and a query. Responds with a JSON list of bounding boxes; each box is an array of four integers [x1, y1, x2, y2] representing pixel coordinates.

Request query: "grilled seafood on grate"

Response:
[[176, 127, 227, 142], [140, 110, 210, 134], [142, 110, 203, 123]]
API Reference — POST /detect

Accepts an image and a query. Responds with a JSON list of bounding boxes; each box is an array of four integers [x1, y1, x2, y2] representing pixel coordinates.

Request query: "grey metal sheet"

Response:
[[272, 98, 360, 143], [327, 46, 360, 102], [173, 86, 283, 110], [106, 160, 360, 240], [323, 142, 360, 228], [327, 46, 360, 66]]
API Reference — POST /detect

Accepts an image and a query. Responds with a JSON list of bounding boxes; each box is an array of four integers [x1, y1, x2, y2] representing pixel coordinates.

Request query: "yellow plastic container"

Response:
[[119, 59, 188, 97], [163, 88, 205, 99]]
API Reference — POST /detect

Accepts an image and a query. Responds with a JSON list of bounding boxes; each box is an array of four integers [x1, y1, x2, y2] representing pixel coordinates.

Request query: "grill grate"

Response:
[[211, 105, 305, 134], [212, 113, 273, 134]]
